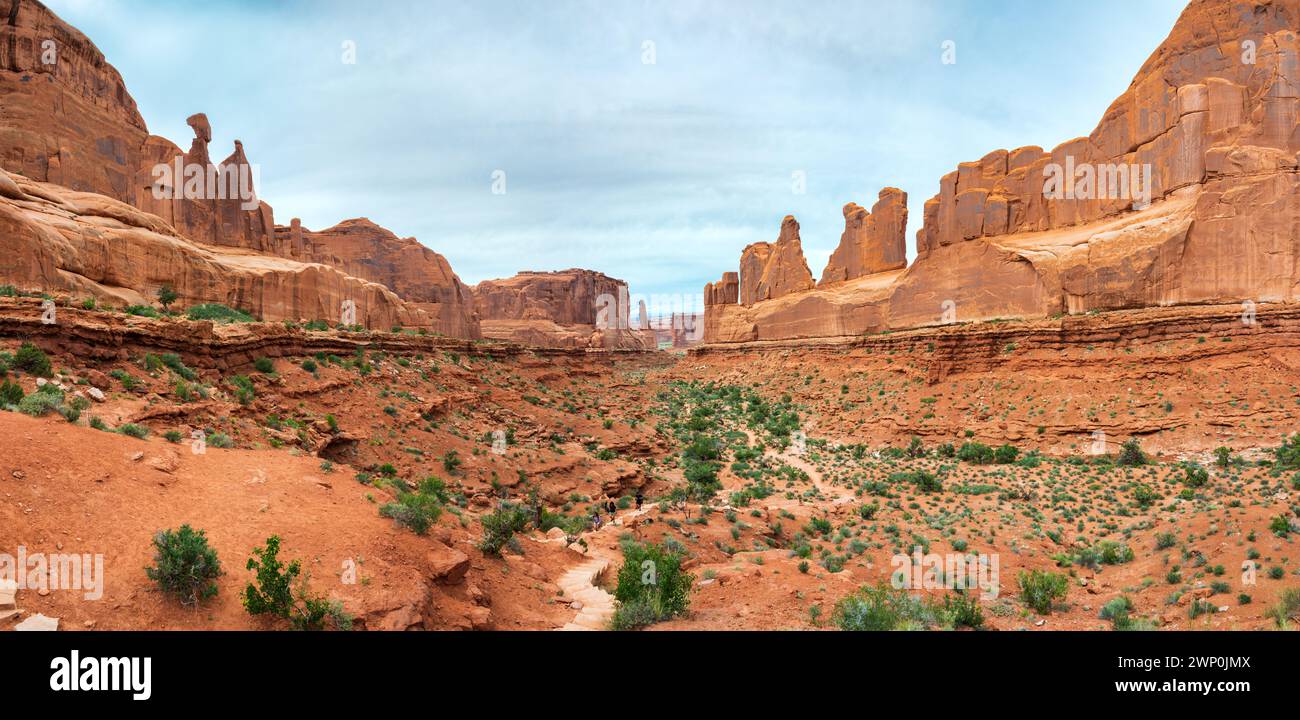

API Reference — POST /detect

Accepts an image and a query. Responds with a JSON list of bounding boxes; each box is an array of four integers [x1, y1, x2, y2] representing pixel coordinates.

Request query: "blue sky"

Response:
[[47, 0, 1189, 301]]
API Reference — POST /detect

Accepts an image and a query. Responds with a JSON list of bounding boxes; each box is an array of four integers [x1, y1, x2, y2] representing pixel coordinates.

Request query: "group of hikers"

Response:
[[590, 490, 644, 530]]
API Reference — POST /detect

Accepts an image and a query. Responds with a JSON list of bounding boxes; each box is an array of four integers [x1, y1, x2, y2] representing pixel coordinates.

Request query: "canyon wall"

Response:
[[0, 0, 480, 336], [704, 0, 1300, 344], [0, 169, 431, 329]]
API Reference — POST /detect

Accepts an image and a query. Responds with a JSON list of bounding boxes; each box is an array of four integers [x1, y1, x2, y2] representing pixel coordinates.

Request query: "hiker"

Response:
[[635, 491, 644, 510], [592, 512, 602, 530], [606, 497, 617, 516]]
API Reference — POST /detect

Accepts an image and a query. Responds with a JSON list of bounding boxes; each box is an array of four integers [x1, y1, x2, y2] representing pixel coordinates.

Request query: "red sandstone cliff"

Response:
[[274, 218, 479, 338], [0, 0, 480, 336], [473, 269, 655, 350], [705, 0, 1300, 343]]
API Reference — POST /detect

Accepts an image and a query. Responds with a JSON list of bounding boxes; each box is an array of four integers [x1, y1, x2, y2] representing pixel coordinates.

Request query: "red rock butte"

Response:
[[703, 0, 1300, 344]]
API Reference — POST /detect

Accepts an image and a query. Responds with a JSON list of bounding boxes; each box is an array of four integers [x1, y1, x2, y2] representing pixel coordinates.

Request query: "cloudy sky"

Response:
[[48, 0, 1188, 303]]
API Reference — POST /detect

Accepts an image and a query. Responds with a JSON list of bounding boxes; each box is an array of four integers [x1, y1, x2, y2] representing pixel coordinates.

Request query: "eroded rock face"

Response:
[[705, 0, 1300, 344], [0, 0, 148, 202], [0, 0, 480, 337], [473, 270, 654, 349], [740, 216, 814, 306], [819, 189, 908, 286], [0, 169, 434, 329], [274, 218, 480, 338], [473, 269, 627, 326]]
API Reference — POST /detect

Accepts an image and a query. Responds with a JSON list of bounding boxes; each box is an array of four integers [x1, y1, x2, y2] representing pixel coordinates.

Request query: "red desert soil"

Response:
[[1, 301, 1297, 631]]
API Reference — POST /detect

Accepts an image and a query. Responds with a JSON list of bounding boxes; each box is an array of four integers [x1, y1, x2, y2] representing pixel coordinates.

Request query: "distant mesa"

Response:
[[472, 269, 656, 350]]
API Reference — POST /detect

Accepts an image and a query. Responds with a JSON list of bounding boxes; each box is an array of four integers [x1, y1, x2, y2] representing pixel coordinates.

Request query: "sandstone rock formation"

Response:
[[0, 0, 147, 201], [0, 169, 432, 329], [473, 270, 654, 350], [739, 216, 814, 306], [0, 0, 480, 337], [274, 218, 479, 338], [819, 189, 908, 286], [705, 0, 1300, 344]]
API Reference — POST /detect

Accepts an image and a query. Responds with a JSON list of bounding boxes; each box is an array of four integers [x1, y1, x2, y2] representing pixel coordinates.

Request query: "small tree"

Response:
[[1117, 438, 1147, 467], [145, 525, 222, 607], [243, 535, 350, 630], [157, 285, 178, 311]]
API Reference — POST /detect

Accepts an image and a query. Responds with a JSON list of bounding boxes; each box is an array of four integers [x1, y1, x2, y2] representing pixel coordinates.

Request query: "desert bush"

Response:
[[1132, 484, 1159, 508], [118, 423, 149, 439], [243, 535, 350, 631], [0, 379, 23, 407], [477, 502, 531, 555], [993, 444, 1020, 464], [611, 540, 693, 630], [833, 583, 948, 630], [956, 442, 994, 464], [1180, 461, 1209, 488], [145, 525, 222, 606], [13, 342, 51, 377], [1265, 588, 1300, 628], [379, 477, 447, 534], [1117, 438, 1147, 467], [253, 357, 274, 374], [187, 304, 254, 323], [1018, 569, 1068, 614]]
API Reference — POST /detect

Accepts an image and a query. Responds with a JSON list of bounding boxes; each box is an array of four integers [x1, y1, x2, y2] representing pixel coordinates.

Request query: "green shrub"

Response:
[[1265, 588, 1300, 628], [118, 423, 149, 439], [1018, 569, 1068, 614], [301, 359, 318, 373], [17, 389, 63, 417], [145, 525, 222, 606], [157, 285, 178, 309], [956, 442, 994, 464], [125, 305, 159, 318], [889, 470, 942, 493], [993, 444, 1020, 464], [187, 304, 254, 323], [944, 591, 984, 629], [0, 379, 20, 407], [160, 353, 197, 381], [477, 502, 530, 555], [379, 477, 448, 534], [228, 375, 255, 405], [611, 540, 693, 630], [437, 451, 461, 474], [208, 432, 233, 449], [243, 535, 350, 631], [1269, 515, 1293, 538], [164, 430, 183, 443], [1180, 462, 1209, 488], [1117, 438, 1147, 467], [253, 357, 274, 374], [1133, 484, 1159, 508], [14, 342, 51, 377], [833, 583, 948, 630]]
